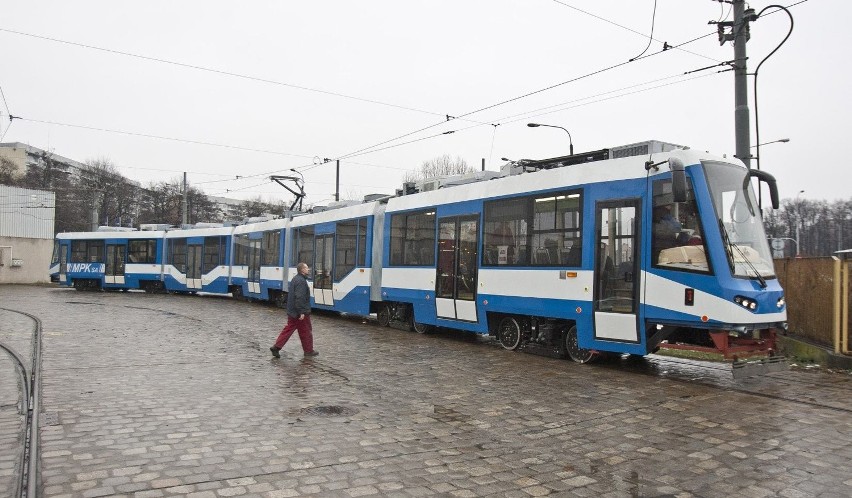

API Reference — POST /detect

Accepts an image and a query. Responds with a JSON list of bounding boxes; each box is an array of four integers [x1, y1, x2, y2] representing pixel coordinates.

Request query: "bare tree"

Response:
[[402, 154, 473, 183]]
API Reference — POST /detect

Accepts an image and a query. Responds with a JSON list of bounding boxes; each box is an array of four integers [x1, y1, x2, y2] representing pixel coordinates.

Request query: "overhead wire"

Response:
[[13, 117, 317, 160], [549, 0, 719, 62], [0, 27, 444, 119], [0, 83, 12, 142], [629, 0, 658, 62]]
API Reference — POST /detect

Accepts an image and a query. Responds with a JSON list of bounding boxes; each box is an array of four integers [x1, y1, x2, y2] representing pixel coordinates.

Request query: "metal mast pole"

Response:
[[182, 172, 188, 226], [733, 0, 752, 169]]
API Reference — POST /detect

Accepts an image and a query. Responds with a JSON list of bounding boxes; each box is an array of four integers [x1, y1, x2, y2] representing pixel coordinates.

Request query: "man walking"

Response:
[[270, 262, 318, 358]]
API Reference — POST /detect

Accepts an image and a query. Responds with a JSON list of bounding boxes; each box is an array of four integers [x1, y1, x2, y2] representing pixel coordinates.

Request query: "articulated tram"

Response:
[[51, 141, 786, 364]]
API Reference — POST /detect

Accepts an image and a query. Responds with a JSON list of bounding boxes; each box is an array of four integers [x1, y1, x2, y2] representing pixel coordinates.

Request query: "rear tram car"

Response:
[[55, 228, 167, 292], [52, 140, 787, 365]]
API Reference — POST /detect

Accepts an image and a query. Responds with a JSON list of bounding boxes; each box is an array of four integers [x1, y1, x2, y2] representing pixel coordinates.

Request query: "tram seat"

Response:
[[561, 247, 581, 266], [420, 247, 433, 265], [658, 245, 707, 265], [535, 248, 551, 264]]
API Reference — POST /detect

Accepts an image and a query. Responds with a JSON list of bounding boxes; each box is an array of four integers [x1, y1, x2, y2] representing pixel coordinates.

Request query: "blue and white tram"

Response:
[[163, 225, 233, 294], [55, 228, 167, 292], [377, 145, 786, 361], [230, 218, 287, 303], [51, 141, 786, 364], [289, 202, 378, 316]]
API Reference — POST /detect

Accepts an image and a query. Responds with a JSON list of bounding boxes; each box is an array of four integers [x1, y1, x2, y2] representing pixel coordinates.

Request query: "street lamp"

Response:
[[795, 189, 805, 257], [751, 138, 790, 148], [527, 123, 573, 156], [750, 138, 789, 209]]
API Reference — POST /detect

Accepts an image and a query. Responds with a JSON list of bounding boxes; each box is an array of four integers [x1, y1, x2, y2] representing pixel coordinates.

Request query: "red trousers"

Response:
[[273, 314, 314, 352]]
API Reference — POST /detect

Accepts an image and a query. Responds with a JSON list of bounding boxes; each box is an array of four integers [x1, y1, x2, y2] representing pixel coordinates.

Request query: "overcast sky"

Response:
[[0, 0, 842, 208]]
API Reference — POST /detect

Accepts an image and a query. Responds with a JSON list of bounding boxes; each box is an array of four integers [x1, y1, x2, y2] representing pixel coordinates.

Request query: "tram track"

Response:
[[0, 307, 43, 498], [616, 354, 852, 414]]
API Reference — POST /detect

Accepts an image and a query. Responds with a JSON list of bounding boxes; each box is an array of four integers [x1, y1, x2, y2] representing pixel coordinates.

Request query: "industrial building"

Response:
[[0, 184, 56, 284]]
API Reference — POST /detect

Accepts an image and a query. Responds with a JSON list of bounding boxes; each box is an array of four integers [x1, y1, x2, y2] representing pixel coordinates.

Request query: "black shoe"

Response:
[[304, 350, 319, 357], [270, 347, 281, 358]]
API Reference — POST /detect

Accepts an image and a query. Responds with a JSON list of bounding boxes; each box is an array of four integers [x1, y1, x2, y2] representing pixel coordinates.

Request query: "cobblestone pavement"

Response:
[[0, 308, 33, 495], [1, 285, 851, 498]]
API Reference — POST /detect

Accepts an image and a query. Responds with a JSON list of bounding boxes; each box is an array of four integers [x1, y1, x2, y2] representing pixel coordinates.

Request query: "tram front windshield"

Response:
[[703, 161, 776, 279]]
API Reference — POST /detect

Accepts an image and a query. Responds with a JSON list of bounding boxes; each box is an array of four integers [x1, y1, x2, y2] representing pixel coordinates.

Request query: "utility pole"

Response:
[[182, 172, 188, 226], [717, 0, 756, 169], [335, 160, 340, 202], [90, 191, 102, 231]]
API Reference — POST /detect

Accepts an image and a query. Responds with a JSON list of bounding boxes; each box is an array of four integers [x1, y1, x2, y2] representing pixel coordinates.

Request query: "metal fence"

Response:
[[774, 257, 850, 354]]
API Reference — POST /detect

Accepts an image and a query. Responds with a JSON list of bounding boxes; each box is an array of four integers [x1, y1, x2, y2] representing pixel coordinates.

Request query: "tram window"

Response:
[[86, 241, 104, 263], [335, 221, 357, 280], [261, 230, 280, 266], [203, 237, 223, 273], [293, 227, 315, 267], [357, 218, 368, 267], [652, 179, 710, 273], [390, 210, 435, 266], [234, 235, 250, 266], [70, 241, 88, 262], [51, 240, 59, 264], [483, 191, 582, 267], [170, 238, 187, 272], [129, 239, 157, 264]]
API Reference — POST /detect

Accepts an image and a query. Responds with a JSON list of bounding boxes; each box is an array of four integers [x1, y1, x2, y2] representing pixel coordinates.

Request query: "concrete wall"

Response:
[[0, 236, 53, 284]]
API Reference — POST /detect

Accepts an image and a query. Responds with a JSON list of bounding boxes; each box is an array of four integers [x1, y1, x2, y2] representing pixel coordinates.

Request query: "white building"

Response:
[[0, 184, 56, 284]]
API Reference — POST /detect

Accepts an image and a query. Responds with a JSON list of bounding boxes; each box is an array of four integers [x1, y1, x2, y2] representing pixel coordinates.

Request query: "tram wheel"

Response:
[[411, 318, 433, 334], [498, 317, 522, 350], [377, 304, 390, 327], [564, 325, 596, 364]]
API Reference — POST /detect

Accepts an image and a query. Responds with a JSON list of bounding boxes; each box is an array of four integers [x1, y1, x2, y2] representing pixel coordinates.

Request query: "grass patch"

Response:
[[655, 348, 728, 362]]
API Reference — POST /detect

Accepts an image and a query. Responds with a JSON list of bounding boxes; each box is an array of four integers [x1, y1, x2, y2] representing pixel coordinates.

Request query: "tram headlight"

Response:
[[734, 295, 758, 312], [776, 297, 786, 309]]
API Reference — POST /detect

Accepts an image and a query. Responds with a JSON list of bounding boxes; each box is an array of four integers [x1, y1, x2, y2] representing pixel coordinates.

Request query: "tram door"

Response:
[[313, 235, 334, 305], [435, 215, 479, 322], [59, 245, 68, 283], [593, 200, 640, 343], [247, 240, 261, 293], [186, 244, 203, 289], [104, 244, 126, 285]]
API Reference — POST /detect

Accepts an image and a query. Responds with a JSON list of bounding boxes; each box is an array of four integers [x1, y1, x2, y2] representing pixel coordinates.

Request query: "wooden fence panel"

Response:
[[774, 257, 838, 347]]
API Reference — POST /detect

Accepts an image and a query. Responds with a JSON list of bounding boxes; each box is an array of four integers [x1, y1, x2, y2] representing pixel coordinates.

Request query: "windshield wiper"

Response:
[[718, 218, 767, 288], [718, 218, 735, 273]]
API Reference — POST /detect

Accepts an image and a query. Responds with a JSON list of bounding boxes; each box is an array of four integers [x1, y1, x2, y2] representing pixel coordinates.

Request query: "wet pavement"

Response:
[[1, 284, 851, 497]]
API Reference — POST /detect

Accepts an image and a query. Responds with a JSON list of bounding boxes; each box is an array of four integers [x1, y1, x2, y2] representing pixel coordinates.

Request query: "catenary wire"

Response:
[[14, 117, 317, 160], [0, 27, 444, 119], [629, 0, 658, 62], [0, 27, 496, 129], [332, 26, 721, 163], [753, 5, 794, 178], [549, 0, 719, 62]]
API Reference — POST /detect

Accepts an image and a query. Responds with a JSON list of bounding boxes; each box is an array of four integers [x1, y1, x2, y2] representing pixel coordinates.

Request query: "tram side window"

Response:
[[128, 239, 157, 264], [652, 179, 710, 273], [234, 235, 250, 266], [357, 218, 368, 267], [51, 240, 59, 264], [483, 190, 582, 267], [390, 210, 436, 266], [202, 237, 224, 273], [292, 227, 315, 267], [262, 230, 280, 266], [71, 240, 105, 263], [170, 238, 187, 273], [335, 221, 357, 280], [70, 241, 87, 263]]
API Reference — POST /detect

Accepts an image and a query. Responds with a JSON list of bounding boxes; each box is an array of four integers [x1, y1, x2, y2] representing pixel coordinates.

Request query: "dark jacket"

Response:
[[287, 273, 311, 317]]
